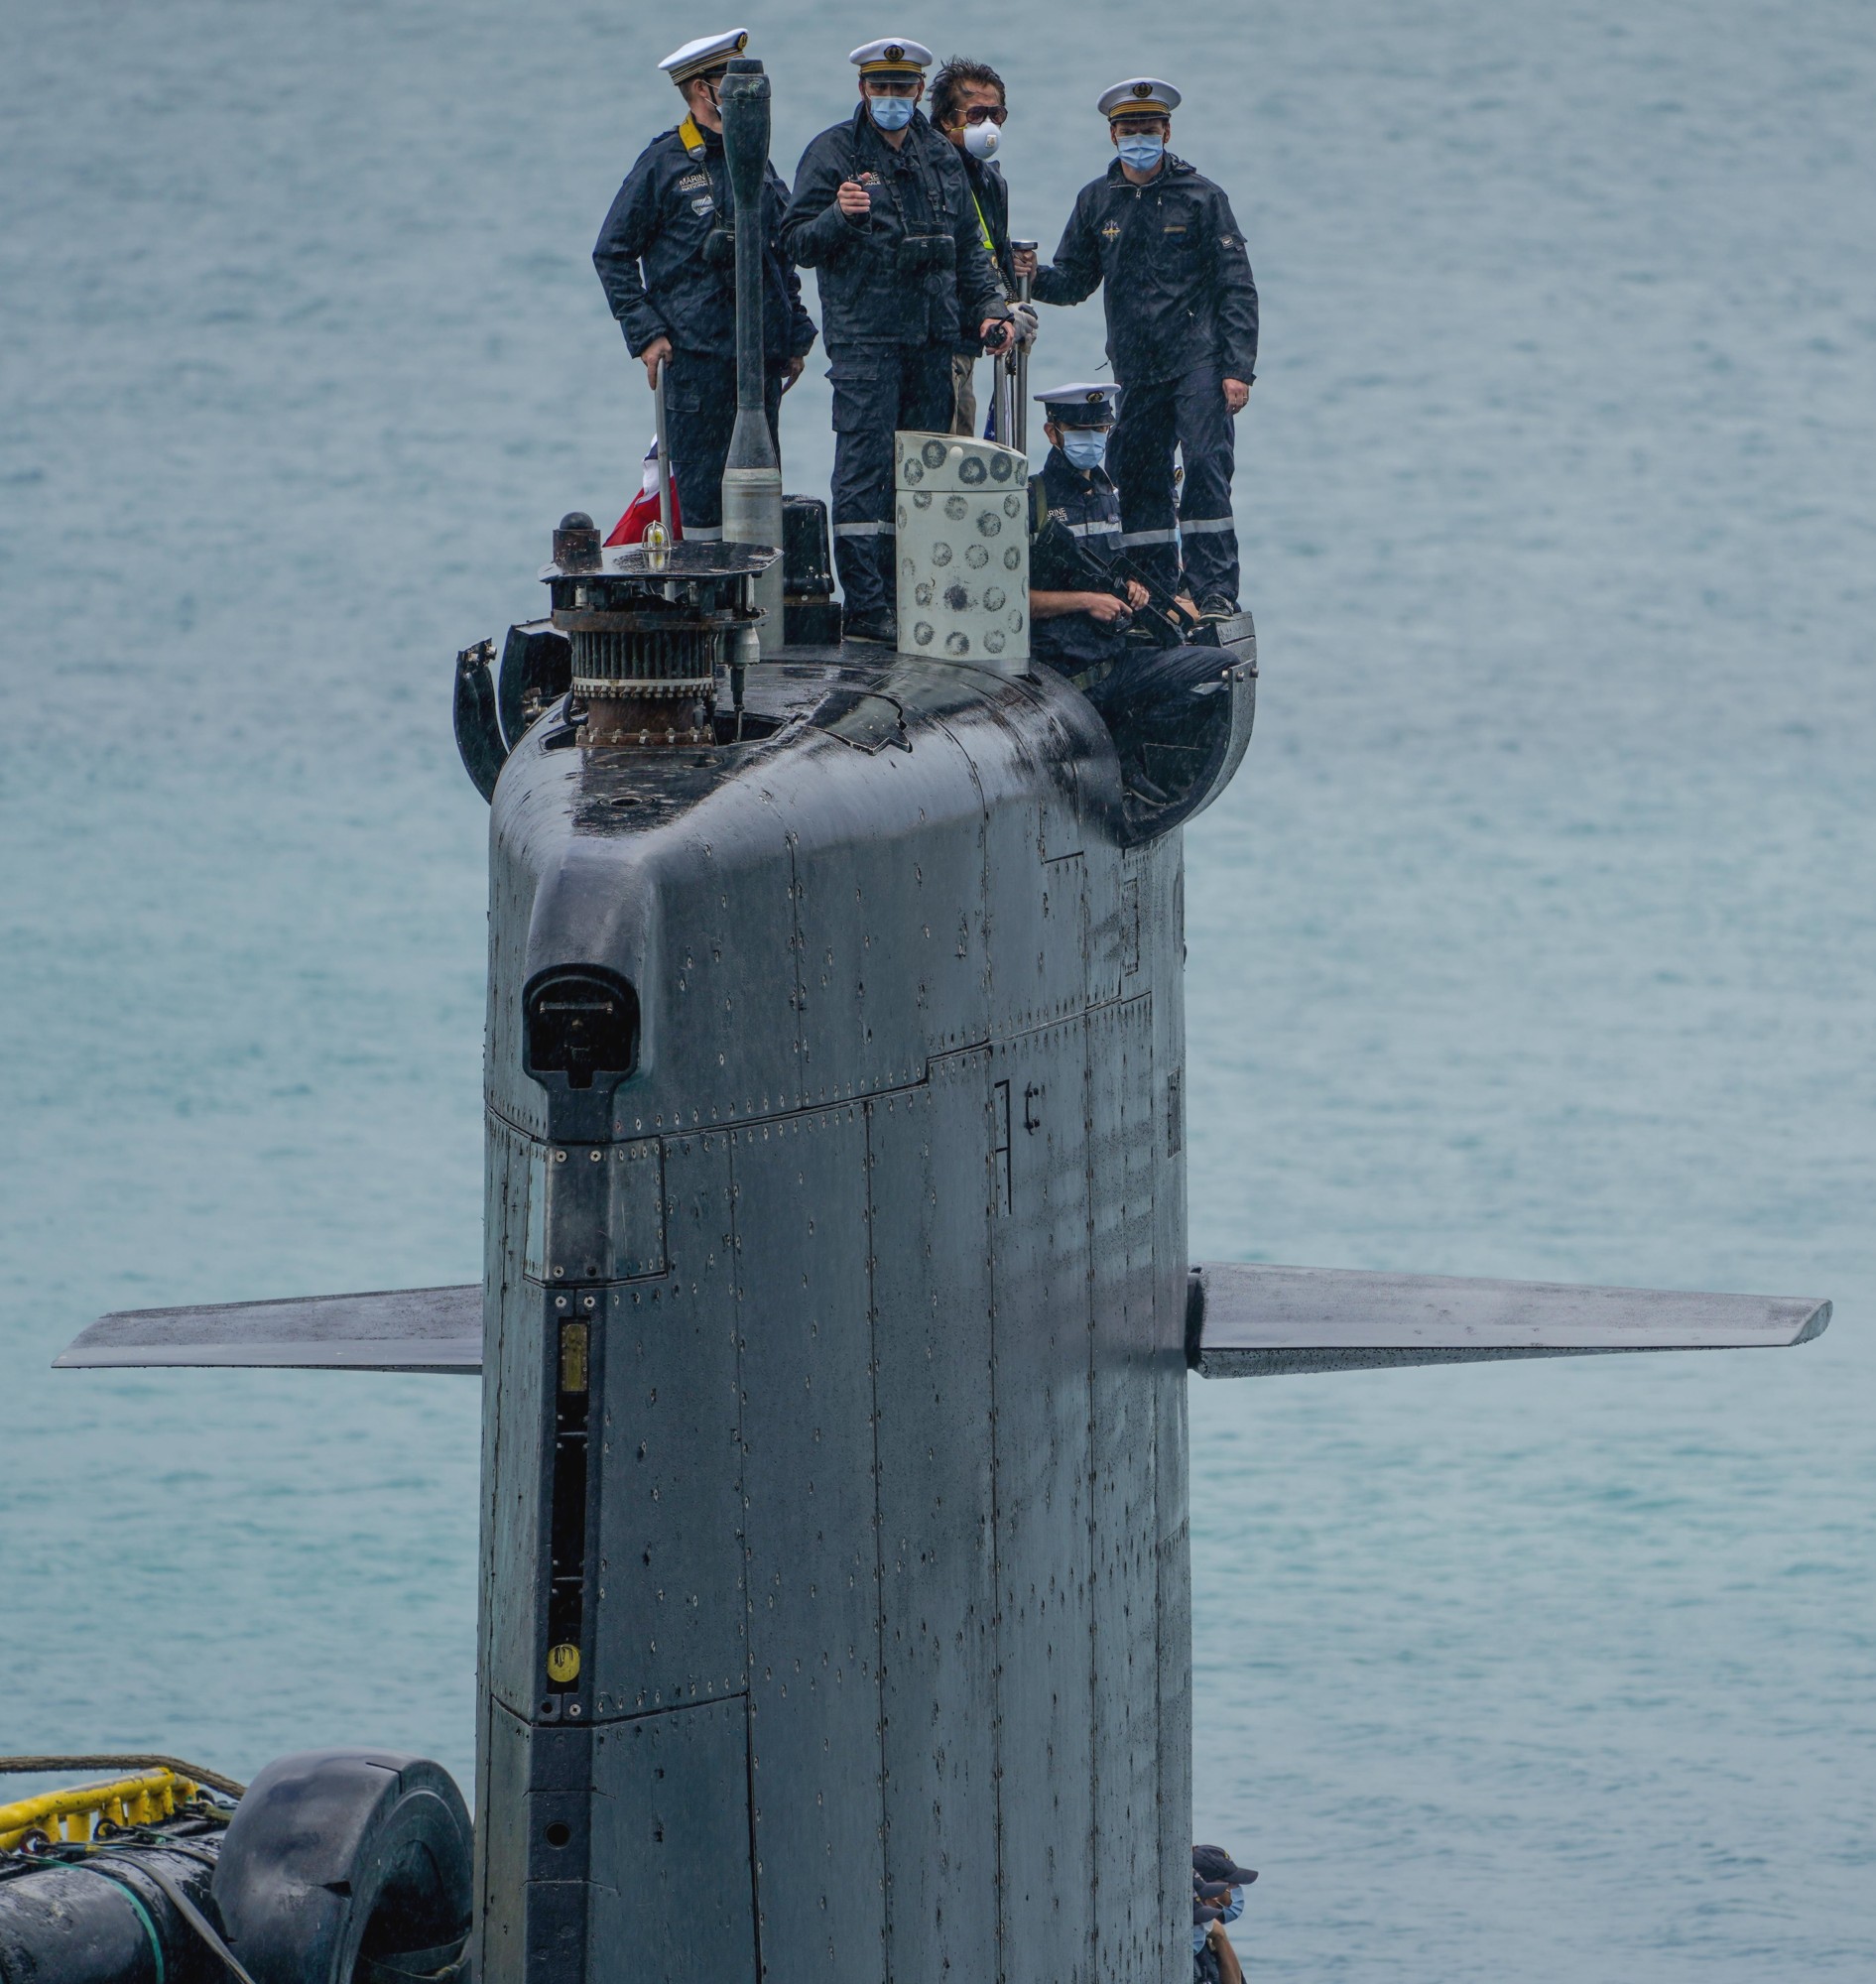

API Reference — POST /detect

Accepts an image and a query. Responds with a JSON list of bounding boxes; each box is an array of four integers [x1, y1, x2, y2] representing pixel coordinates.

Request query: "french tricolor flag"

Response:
[[606, 438, 683, 547]]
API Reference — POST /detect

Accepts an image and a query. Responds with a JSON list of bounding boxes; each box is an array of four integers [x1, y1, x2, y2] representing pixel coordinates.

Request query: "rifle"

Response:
[[1106, 550, 1206, 645], [1033, 508, 1190, 649]]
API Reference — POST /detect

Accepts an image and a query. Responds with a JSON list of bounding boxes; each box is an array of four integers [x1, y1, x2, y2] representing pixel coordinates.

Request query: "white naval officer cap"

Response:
[[849, 37, 935, 74], [659, 29, 750, 85], [1033, 382, 1119, 425], [1096, 76, 1183, 119]]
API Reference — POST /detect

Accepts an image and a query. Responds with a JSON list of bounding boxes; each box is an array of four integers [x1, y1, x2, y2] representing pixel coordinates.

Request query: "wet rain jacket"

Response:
[[1032, 155, 1257, 387], [593, 122, 816, 364], [782, 104, 1009, 352]]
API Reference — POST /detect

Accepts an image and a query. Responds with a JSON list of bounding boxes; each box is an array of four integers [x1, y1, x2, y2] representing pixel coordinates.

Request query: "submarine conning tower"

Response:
[[473, 489, 1239, 1983]]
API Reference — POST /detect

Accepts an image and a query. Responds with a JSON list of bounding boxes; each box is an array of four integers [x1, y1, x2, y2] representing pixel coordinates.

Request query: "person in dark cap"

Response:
[[591, 29, 817, 542], [1192, 1844, 1258, 1891], [782, 37, 1015, 645], [1192, 1879, 1237, 1983], [1192, 1846, 1257, 1982], [1015, 76, 1257, 618]]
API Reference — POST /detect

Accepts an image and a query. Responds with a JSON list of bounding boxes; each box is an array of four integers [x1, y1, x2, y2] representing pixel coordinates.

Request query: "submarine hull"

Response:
[[475, 652, 1194, 1983]]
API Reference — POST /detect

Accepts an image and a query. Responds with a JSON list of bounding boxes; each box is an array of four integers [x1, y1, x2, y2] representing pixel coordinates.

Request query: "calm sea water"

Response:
[[4, 1, 1872, 1976]]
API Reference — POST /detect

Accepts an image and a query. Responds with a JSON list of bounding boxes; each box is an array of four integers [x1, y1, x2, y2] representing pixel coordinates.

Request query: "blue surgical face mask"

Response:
[[1116, 133, 1165, 172], [868, 92, 917, 131], [1221, 1888, 1245, 1924], [1061, 429, 1108, 470]]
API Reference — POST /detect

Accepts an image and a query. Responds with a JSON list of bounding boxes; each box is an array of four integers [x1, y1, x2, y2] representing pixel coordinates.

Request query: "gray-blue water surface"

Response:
[[4, 1, 1872, 1976]]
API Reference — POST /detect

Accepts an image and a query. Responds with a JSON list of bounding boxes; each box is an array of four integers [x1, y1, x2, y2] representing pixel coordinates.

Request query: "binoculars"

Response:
[[896, 232, 956, 275]]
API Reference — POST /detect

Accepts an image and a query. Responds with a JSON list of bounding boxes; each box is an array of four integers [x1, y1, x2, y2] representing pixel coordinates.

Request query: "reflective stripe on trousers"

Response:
[[827, 345, 956, 618], [1108, 363, 1240, 601]]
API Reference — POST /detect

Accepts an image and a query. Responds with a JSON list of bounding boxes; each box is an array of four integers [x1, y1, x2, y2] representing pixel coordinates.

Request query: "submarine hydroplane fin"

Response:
[[59, 1268, 1827, 1380], [56, 1285, 480, 1373], [1190, 1263, 1830, 1377]]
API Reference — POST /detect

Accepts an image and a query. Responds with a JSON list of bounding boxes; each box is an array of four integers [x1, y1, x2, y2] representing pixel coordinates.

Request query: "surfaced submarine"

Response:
[[10, 54, 1829, 1984]]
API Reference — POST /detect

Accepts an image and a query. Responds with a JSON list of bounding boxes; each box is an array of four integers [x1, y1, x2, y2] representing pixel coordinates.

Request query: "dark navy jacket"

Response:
[[593, 121, 816, 365], [782, 105, 1009, 354], [953, 153, 1014, 355], [1030, 444, 1127, 674], [1032, 156, 1257, 387]]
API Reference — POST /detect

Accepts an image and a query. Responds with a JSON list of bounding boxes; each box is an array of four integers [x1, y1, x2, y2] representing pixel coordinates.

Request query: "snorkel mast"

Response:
[[718, 57, 786, 646]]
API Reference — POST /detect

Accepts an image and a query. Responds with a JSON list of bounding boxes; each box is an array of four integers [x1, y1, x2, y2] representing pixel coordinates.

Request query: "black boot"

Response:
[[844, 609, 897, 647]]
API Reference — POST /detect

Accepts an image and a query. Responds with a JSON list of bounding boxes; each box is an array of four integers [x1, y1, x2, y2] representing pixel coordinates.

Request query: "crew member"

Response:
[[592, 29, 817, 542], [1192, 1844, 1257, 1983], [1027, 381, 1146, 676], [1028, 380, 1226, 800], [1016, 78, 1257, 615], [783, 38, 1015, 645], [929, 56, 1031, 436]]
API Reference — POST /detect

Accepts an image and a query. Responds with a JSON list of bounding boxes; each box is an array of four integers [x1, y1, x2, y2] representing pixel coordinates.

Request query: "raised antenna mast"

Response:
[[718, 57, 785, 649]]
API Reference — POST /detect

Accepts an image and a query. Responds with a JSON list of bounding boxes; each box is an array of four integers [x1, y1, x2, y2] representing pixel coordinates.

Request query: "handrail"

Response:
[[0, 1769, 198, 1851]]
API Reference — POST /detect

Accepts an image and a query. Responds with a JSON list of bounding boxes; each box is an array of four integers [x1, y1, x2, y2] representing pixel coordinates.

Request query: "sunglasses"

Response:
[[962, 103, 1009, 126]]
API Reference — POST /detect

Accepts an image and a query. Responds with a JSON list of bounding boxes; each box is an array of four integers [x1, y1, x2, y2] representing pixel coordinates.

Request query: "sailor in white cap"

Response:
[[780, 38, 1015, 644], [1027, 377, 1236, 800], [592, 30, 817, 541], [1014, 76, 1259, 615], [1028, 381, 1143, 675]]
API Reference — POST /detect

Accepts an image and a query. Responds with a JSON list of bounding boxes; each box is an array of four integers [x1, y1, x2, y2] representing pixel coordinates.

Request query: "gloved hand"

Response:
[[1010, 302, 1040, 346]]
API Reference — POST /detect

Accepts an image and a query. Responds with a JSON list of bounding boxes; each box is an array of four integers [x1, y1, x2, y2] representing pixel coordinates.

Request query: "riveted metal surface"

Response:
[[523, 1137, 666, 1285], [608, 780, 802, 1131], [991, 1016, 1095, 1984], [1085, 995, 1161, 1982], [587, 1699, 757, 1980], [731, 1103, 885, 1979], [776, 691, 993, 1103], [1148, 859, 1193, 1982], [477, 1704, 593, 1984], [590, 1134, 745, 1718], [1083, 847, 1136, 1009], [482, 1121, 554, 1722], [868, 1054, 999, 1984], [479, 632, 1211, 1984]]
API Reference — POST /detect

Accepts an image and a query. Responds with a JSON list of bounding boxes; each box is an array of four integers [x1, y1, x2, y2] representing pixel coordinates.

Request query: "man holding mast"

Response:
[[783, 38, 1015, 645], [592, 30, 816, 542], [928, 57, 1031, 437], [1017, 77, 1258, 616]]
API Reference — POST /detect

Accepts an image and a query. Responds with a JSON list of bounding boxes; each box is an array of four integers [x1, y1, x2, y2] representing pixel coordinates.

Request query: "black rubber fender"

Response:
[[211, 1751, 471, 1984]]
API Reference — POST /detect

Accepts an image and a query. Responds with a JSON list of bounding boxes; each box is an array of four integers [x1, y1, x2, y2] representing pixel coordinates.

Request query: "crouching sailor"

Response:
[[782, 37, 1015, 645], [1029, 381, 1230, 798], [1017, 78, 1257, 617], [1029, 382, 1145, 669], [592, 28, 817, 541]]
